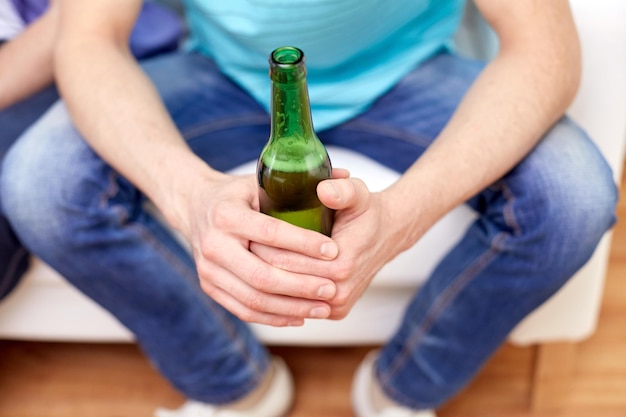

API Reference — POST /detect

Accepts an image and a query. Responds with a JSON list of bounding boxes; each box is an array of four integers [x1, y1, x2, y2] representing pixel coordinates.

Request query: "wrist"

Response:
[[155, 151, 226, 232], [380, 176, 445, 253]]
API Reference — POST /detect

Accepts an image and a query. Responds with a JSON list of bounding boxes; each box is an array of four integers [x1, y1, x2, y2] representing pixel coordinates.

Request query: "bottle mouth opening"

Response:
[[271, 46, 304, 67]]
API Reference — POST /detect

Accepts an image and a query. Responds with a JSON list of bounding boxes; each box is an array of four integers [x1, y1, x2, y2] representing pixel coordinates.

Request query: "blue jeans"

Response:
[[0, 85, 59, 299], [0, 51, 617, 408]]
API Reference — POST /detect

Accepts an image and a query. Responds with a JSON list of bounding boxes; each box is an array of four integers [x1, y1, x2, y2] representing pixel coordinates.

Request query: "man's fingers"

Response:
[[317, 177, 369, 212], [202, 283, 306, 327], [250, 242, 335, 277], [332, 167, 350, 179], [198, 262, 333, 323], [200, 242, 337, 301], [218, 207, 339, 260]]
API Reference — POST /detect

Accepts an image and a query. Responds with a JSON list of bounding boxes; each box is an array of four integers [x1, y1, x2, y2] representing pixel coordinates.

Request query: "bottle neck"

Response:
[[270, 78, 315, 140]]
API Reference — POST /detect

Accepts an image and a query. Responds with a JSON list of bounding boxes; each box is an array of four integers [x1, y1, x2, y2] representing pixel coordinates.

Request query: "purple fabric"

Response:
[[130, 2, 183, 59], [7, 0, 183, 59], [9, 0, 47, 24]]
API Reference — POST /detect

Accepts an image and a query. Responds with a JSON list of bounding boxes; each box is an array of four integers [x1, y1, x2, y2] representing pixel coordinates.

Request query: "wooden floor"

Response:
[[1, 167, 625, 417]]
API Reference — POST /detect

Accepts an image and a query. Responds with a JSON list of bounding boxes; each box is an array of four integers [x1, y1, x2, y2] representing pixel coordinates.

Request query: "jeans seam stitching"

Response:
[[182, 114, 269, 141], [100, 166, 264, 401], [340, 120, 432, 148], [100, 171, 121, 210], [495, 181, 522, 237], [379, 231, 509, 406], [128, 221, 266, 402], [104, 147, 263, 378]]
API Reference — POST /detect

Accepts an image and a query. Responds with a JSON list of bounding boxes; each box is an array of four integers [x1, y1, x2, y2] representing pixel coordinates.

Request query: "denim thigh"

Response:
[[140, 52, 271, 170], [321, 52, 618, 409], [0, 52, 274, 403], [0, 85, 59, 299]]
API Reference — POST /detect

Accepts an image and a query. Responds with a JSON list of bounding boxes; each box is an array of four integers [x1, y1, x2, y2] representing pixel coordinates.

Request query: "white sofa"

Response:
[[0, 0, 625, 410]]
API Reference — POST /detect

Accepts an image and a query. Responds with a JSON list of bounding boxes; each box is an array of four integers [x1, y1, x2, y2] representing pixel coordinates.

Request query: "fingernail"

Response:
[[310, 306, 330, 318], [320, 242, 338, 259], [317, 284, 335, 299]]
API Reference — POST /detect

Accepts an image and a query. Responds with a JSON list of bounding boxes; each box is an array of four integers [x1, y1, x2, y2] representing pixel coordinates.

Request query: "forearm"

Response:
[[385, 10, 581, 251], [0, 4, 58, 110], [55, 37, 222, 228]]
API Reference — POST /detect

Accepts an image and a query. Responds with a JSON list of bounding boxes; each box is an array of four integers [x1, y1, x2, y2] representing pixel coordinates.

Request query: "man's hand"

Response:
[[57, 0, 343, 328], [251, 173, 407, 320], [175, 171, 342, 327]]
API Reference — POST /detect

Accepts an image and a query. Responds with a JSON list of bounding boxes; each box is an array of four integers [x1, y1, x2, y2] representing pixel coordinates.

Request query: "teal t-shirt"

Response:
[[182, 0, 465, 130]]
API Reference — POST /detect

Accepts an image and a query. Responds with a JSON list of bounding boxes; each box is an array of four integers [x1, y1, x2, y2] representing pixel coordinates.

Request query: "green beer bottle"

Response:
[[257, 46, 334, 236]]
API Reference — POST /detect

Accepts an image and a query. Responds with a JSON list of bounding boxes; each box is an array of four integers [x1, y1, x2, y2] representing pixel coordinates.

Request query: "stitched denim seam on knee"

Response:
[[378, 232, 508, 408], [492, 181, 522, 237], [100, 171, 266, 400], [339, 120, 433, 149], [127, 220, 267, 402], [378, 181, 522, 406], [99, 171, 122, 211], [182, 114, 269, 141]]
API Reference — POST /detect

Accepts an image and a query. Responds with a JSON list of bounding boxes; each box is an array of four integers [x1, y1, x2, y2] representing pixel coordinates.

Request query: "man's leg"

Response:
[[1, 52, 275, 404], [323, 52, 618, 410], [0, 85, 59, 299], [376, 117, 616, 409]]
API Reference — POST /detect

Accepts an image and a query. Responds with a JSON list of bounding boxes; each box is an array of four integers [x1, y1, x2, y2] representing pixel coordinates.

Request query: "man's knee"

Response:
[[0, 102, 99, 251], [515, 117, 617, 277]]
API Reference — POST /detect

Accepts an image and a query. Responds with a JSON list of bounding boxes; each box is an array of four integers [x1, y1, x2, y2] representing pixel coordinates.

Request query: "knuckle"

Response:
[[195, 259, 213, 281], [270, 251, 291, 270], [210, 202, 235, 230], [353, 177, 368, 191], [294, 283, 311, 299], [248, 265, 272, 289], [331, 286, 352, 306], [266, 315, 291, 327], [199, 241, 221, 265], [198, 278, 215, 297], [329, 307, 349, 320], [333, 292, 350, 307], [236, 309, 256, 323], [285, 303, 308, 318], [243, 291, 266, 311], [260, 218, 278, 243], [334, 259, 355, 281]]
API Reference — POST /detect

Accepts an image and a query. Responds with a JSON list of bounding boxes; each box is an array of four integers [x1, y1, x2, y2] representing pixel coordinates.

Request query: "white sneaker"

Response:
[[351, 351, 436, 417], [154, 356, 294, 417]]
